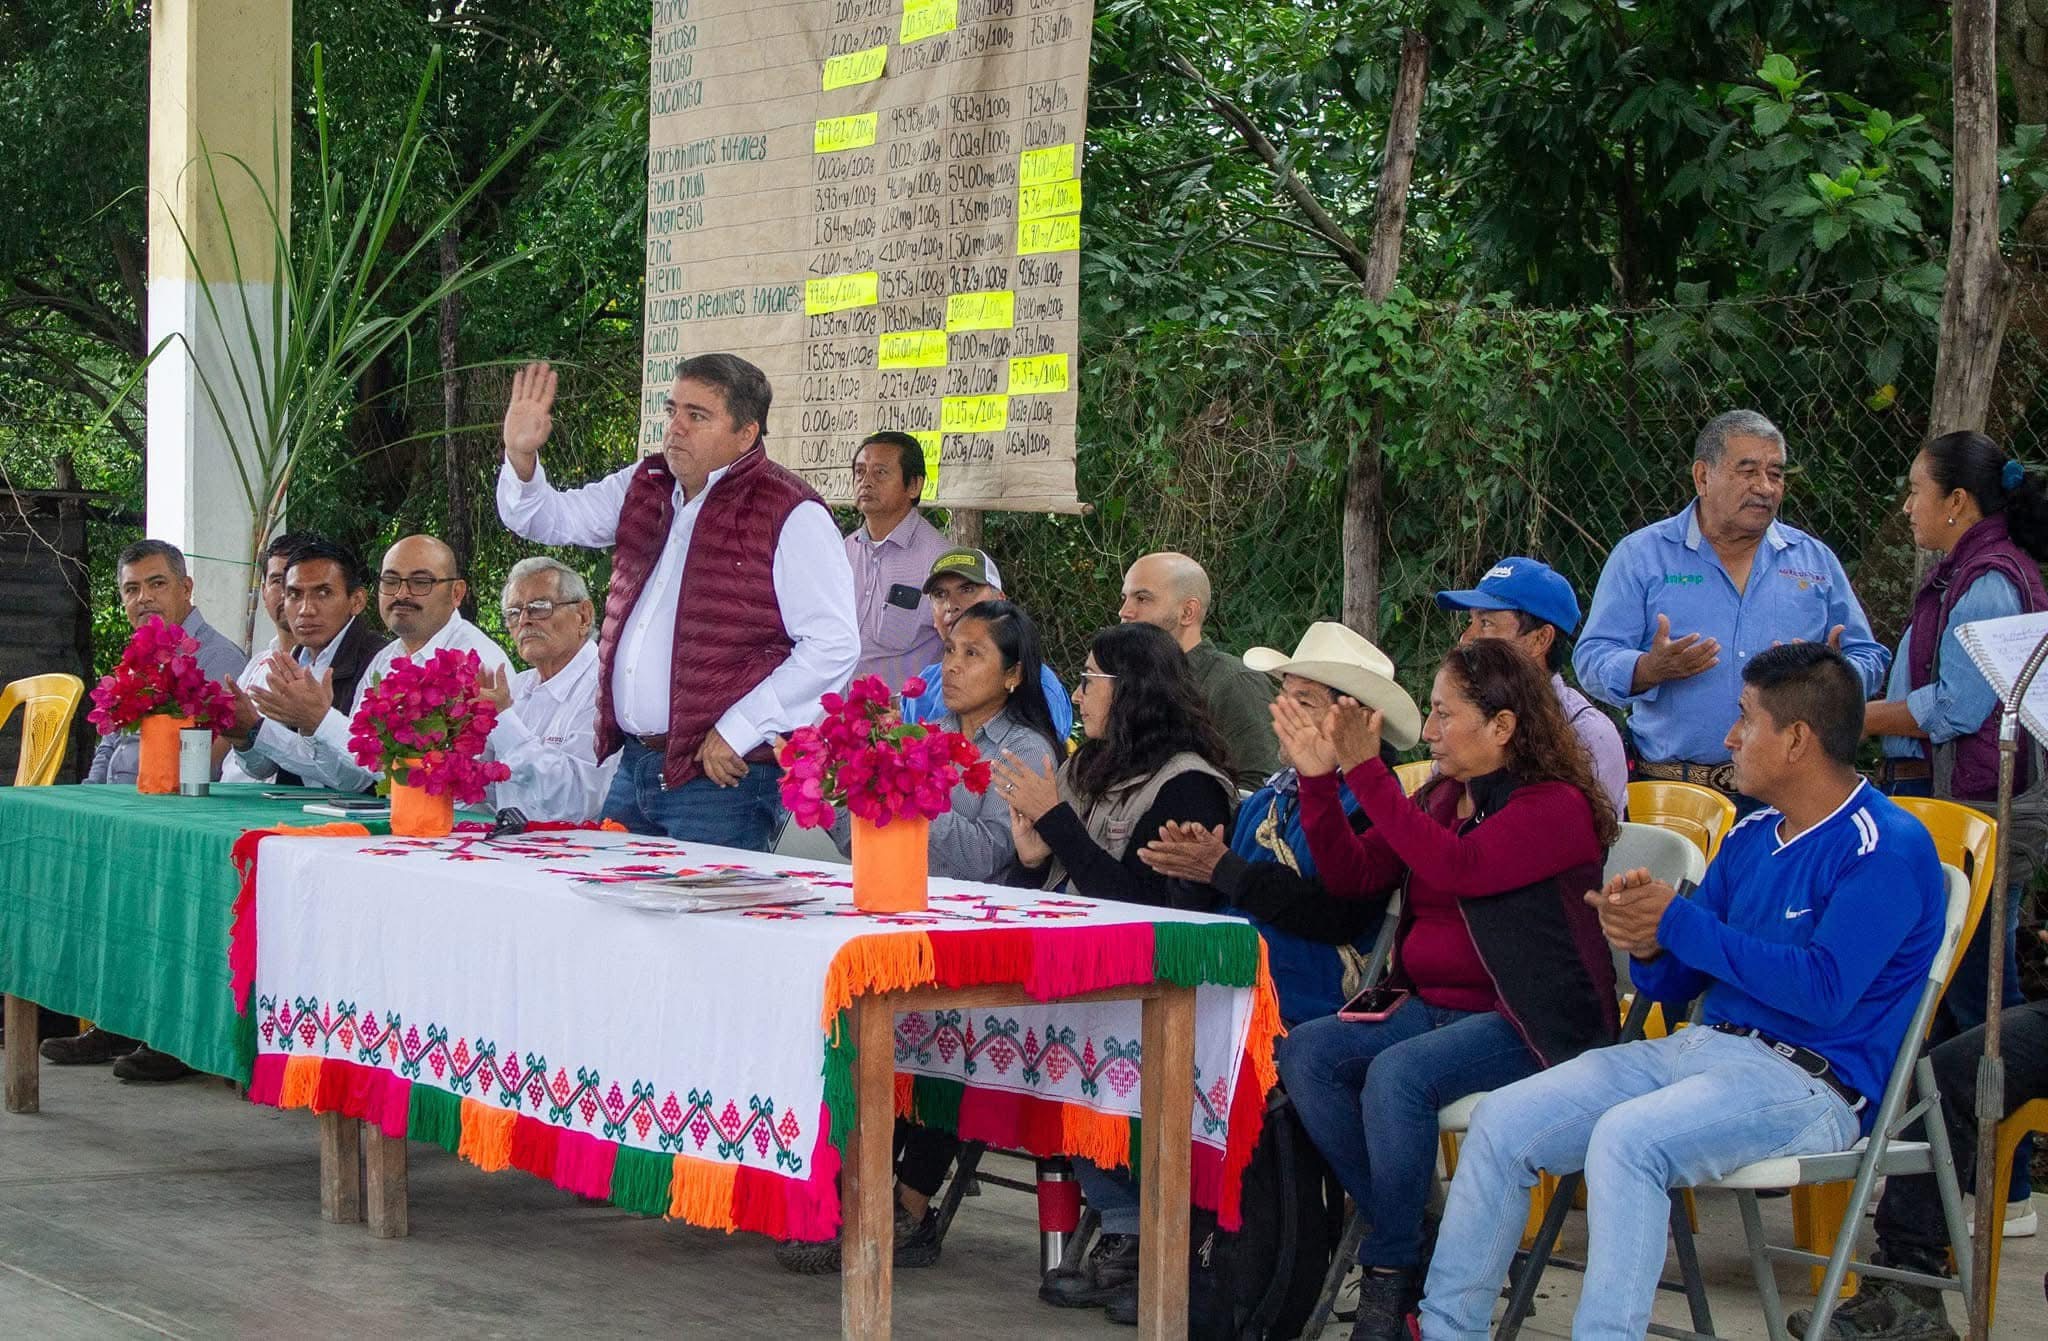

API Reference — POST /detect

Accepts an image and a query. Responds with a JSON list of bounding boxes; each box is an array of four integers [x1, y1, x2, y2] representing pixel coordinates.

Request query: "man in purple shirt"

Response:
[[1436, 556, 1630, 819], [843, 431, 950, 692]]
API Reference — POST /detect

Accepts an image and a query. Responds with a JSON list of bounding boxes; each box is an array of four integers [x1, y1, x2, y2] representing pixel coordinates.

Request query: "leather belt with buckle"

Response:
[[1635, 759, 1739, 795], [1876, 758, 1932, 784], [633, 733, 776, 765], [1710, 1023, 1866, 1113]]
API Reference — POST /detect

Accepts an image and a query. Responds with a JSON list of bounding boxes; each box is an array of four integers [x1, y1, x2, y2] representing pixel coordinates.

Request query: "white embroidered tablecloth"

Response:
[[243, 829, 1279, 1238]]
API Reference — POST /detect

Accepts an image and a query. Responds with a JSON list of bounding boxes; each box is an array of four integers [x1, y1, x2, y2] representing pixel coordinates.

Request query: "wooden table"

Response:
[[0, 784, 379, 1114], [242, 830, 1272, 1340], [315, 978, 1198, 1337]]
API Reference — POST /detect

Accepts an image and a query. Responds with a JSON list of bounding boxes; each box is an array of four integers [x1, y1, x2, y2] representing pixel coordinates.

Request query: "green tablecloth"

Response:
[[0, 784, 389, 1081]]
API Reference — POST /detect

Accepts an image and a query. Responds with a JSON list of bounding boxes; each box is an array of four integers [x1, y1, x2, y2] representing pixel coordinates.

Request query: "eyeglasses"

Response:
[[378, 573, 460, 596], [502, 599, 565, 625], [1076, 669, 1118, 689]]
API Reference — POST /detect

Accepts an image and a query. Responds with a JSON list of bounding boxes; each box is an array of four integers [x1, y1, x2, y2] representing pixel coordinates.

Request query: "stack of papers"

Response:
[[572, 869, 820, 915]]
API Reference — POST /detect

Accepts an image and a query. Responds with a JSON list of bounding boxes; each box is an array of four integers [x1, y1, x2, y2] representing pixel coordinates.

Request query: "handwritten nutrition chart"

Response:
[[641, 0, 1092, 511]]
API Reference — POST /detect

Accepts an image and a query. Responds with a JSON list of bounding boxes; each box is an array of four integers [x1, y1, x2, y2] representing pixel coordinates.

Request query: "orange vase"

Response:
[[850, 814, 930, 912], [136, 714, 192, 795], [389, 780, 454, 837]]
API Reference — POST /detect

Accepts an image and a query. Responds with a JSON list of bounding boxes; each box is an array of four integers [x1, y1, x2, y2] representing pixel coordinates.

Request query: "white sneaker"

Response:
[[2006, 1198, 2038, 1238]]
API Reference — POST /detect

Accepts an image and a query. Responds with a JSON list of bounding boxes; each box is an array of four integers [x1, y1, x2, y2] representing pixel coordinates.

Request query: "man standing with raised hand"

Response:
[[496, 358, 858, 851]]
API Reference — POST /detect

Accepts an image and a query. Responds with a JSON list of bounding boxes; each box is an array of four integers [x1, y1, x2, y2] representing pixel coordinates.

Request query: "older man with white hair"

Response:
[[478, 557, 615, 821]]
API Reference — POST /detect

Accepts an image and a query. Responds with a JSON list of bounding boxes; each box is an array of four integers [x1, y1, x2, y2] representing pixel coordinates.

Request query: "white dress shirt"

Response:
[[225, 623, 364, 784], [484, 641, 616, 820], [495, 456, 858, 753], [240, 611, 512, 792]]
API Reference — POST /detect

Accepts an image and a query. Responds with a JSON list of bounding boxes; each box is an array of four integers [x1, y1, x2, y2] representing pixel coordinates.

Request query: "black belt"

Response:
[[1634, 759, 1739, 794], [1709, 1023, 1866, 1114]]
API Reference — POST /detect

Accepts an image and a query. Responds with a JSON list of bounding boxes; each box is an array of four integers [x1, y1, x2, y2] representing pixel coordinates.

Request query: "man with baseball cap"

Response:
[[898, 547, 1072, 739], [1436, 556, 1628, 817], [1140, 622, 1424, 1024]]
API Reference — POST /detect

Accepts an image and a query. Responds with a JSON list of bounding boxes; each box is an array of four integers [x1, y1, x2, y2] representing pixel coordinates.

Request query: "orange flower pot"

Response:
[[389, 780, 454, 838], [136, 714, 193, 795], [850, 814, 930, 913]]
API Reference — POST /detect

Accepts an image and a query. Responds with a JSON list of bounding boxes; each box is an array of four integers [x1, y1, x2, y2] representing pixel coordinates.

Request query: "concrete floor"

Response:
[[0, 1066, 2042, 1339]]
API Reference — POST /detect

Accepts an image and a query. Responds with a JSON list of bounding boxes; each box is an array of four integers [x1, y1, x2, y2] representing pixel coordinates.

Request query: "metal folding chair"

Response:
[[1701, 863, 1975, 1341], [1504, 865, 1973, 1339]]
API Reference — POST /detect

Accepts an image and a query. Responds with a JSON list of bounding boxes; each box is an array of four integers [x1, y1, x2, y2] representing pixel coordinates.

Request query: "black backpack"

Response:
[[1190, 1090, 1346, 1340]]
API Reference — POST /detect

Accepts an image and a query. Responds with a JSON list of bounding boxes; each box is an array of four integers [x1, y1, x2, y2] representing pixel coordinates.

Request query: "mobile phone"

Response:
[[1337, 984, 1411, 1023], [885, 582, 923, 611]]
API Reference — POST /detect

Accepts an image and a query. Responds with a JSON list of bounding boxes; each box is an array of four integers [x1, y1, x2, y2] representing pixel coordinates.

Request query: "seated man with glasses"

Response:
[[477, 556, 616, 821], [235, 534, 512, 792]]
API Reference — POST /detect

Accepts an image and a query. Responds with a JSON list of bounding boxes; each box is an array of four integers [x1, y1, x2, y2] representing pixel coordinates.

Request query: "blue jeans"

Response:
[[1074, 1157, 1140, 1235], [1278, 1000, 1540, 1268], [1419, 1028, 1857, 1340], [601, 740, 783, 852]]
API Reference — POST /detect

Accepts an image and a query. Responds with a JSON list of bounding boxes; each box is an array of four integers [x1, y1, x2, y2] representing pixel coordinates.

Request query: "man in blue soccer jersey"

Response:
[[1418, 644, 1946, 1340]]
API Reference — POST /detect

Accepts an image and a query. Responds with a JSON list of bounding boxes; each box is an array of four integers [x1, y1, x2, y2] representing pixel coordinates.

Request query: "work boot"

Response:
[[773, 1204, 939, 1274], [1348, 1266, 1421, 1341], [40, 1028, 138, 1065], [1788, 1269, 1956, 1340], [1102, 1277, 1140, 1325], [112, 1045, 194, 1083], [1039, 1232, 1140, 1308]]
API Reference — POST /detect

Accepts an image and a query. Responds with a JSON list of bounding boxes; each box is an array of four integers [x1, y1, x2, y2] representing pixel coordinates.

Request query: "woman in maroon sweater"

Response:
[[1266, 640, 1618, 1340]]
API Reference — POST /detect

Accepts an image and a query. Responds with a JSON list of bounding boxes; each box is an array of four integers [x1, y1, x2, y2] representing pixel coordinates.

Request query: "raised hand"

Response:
[[477, 664, 514, 714], [248, 656, 334, 735], [1270, 694, 1339, 777], [502, 361, 557, 480], [1632, 613, 1720, 692], [1325, 697, 1383, 773], [990, 750, 1061, 824]]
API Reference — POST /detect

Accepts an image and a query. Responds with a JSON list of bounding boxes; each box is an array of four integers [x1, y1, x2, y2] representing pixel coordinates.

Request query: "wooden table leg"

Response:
[[841, 992, 897, 1339], [1137, 985, 1196, 1341], [365, 1124, 410, 1238], [319, 1111, 364, 1224], [4, 995, 40, 1114]]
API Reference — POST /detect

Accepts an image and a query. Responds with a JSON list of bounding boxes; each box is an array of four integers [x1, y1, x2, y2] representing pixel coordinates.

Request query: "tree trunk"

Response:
[[1932, 0, 2013, 437], [1340, 29, 1429, 638], [438, 223, 473, 606], [2000, 1, 2048, 126], [946, 507, 983, 549]]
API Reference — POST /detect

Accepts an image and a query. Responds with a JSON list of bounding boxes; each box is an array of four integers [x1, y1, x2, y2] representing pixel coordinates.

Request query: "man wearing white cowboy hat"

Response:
[[1141, 622, 1423, 1024], [1435, 555, 1628, 817]]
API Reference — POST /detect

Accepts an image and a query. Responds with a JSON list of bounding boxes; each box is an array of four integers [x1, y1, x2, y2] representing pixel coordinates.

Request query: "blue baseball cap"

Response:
[[1435, 556, 1582, 635]]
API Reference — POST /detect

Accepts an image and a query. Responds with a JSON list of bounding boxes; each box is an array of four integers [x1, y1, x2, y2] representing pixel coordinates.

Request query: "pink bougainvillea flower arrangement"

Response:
[[777, 673, 991, 829], [345, 648, 510, 803], [86, 614, 235, 735]]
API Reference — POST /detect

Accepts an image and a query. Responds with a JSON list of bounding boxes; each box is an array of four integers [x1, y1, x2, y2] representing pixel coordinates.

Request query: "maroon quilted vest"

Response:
[[594, 446, 820, 787]]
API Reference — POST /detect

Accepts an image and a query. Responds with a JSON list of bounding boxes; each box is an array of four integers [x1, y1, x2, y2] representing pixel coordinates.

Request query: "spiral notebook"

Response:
[[1954, 611, 2048, 740]]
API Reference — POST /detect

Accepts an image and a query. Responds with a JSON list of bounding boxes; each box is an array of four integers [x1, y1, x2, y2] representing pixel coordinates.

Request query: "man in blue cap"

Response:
[[1436, 555, 1629, 817]]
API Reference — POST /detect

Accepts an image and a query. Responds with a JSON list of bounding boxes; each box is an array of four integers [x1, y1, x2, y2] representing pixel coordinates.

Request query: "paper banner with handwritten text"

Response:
[[641, 0, 1092, 511]]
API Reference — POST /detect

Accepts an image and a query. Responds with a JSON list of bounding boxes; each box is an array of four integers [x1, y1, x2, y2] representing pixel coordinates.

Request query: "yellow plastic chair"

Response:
[[1985, 1096, 2048, 1328], [1625, 779, 1736, 863], [1393, 760, 1434, 796], [1791, 798, 1997, 1295], [0, 673, 85, 786]]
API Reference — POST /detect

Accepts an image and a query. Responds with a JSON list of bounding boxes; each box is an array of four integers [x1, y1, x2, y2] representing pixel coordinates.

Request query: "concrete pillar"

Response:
[[145, 0, 291, 652]]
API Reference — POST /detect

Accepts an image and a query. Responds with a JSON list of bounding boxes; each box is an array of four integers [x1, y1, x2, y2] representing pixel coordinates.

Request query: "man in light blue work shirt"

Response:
[[1574, 410, 1889, 803]]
